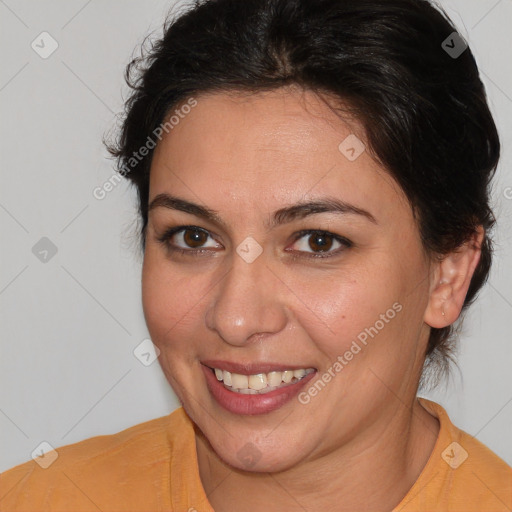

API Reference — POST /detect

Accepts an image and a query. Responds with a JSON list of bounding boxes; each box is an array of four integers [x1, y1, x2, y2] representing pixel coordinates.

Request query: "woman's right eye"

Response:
[[157, 226, 221, 256]]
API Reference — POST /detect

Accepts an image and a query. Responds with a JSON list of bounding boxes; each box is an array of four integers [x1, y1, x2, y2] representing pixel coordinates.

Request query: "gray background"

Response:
[[1, 0, 511, 472]]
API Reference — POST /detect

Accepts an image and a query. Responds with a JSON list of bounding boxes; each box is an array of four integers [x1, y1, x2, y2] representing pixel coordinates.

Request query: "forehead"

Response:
[[149, 87, 408, 223], [154, 87, 362, 166]]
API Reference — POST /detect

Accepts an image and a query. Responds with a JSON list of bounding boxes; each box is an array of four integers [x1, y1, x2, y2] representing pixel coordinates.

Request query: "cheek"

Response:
[[142, 253, 166, 337], [141, 254, 204, 400], [141, 249, 222, 367], [141, 251, 191, 349], [289, 262, 403, 352]]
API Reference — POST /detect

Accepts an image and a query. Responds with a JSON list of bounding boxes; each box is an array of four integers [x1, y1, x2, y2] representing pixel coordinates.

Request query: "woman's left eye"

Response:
[[288, 229, 352, 258]]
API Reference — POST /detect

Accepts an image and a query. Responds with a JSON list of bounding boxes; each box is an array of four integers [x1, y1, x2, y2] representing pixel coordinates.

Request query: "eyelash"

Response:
[[156, 225, 353, 259]]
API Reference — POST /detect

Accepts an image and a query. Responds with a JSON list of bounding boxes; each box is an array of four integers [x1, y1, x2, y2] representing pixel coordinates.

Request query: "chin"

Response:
[[224, 445, 302, 473], [207, 426, 310, 473]]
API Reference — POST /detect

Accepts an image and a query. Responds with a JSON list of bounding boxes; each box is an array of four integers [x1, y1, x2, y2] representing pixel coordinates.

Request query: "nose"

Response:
[[204, 251, 288, 347]]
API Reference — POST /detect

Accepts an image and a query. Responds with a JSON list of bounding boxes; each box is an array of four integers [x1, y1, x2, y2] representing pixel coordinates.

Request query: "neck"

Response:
[[196, 398, 439, 512]]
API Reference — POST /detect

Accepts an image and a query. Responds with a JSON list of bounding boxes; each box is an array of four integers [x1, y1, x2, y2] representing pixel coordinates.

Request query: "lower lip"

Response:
[[201, 364, 317, 415]]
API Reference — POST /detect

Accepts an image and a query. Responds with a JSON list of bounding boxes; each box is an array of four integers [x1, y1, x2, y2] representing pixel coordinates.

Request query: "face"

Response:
[[142, 86, 433, 472]]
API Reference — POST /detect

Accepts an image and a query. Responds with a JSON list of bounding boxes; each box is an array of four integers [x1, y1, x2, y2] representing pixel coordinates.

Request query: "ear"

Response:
[[424, 226, 484, 328]]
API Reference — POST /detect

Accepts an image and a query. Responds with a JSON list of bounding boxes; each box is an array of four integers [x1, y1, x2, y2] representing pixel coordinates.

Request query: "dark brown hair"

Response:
[[106, 0, 499, 386]]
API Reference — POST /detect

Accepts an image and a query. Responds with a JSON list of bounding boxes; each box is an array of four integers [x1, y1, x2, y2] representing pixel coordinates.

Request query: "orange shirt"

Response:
[[1, 398, 510, 511]]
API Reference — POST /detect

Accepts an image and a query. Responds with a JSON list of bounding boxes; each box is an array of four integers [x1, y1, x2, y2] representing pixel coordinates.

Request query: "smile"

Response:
[[202, 363, 318, 415], [212, 367, 315, 394]]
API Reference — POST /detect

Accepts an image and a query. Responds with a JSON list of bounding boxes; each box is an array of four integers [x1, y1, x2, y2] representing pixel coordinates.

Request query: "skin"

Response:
[[141, 85, 483, 511]]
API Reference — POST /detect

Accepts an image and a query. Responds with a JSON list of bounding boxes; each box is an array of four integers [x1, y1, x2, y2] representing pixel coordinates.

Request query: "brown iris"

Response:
[[183, 228, 208, 248], [307, 232, 334, 252]]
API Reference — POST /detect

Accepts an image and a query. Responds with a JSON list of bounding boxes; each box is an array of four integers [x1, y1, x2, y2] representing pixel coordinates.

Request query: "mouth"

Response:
[[201, 361, 317, 415], [209, 366, 315, 394]]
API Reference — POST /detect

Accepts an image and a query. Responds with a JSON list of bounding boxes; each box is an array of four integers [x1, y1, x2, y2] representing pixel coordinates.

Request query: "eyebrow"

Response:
[[148, 193, 378, 229]]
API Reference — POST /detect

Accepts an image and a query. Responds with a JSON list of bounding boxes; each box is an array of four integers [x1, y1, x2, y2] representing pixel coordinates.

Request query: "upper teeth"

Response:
[[213, 368, 314, 394]]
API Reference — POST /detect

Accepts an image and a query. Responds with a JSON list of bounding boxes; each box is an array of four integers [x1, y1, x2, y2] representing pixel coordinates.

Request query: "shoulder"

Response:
[[423, 398, 511, 476], [453, 427, 512, 502], [0, 408, 190, 512], [399, 398, 512, 512]]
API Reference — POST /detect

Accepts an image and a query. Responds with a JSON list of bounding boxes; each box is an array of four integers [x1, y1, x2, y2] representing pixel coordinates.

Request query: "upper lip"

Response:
[[202, 360, 316, 375]]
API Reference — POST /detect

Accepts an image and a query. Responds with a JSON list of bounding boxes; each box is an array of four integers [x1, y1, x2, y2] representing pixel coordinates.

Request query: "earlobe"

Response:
[[424, 226, 484, 329]]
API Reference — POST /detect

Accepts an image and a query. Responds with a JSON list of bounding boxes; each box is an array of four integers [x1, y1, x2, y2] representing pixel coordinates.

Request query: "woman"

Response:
[[1, 0, 510, 510]]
